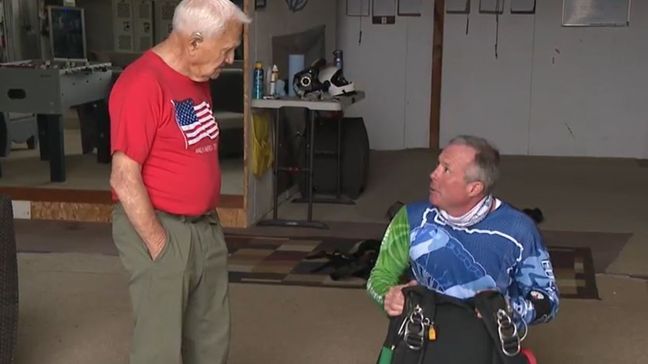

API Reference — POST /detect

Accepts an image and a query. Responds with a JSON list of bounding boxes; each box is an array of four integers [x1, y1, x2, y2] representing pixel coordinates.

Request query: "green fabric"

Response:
[[377, 346, 395, 364], [366, 207, 411, 308], [112, 205, 230, 364]]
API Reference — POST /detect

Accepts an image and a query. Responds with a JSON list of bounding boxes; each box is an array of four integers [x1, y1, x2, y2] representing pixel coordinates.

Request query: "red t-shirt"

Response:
[[109, 51, 221, 215]]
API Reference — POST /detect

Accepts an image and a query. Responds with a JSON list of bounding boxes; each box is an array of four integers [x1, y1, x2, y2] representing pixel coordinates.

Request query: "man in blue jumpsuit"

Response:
[[368, 135, 558, 362]]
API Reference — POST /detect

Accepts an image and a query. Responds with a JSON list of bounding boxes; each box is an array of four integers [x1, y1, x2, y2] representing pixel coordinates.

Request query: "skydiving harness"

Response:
[[378, 287, 529, 364]]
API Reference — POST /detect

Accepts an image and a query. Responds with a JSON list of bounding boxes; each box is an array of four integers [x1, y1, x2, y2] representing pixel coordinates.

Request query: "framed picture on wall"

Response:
[[511, 0, 536, 14], [398, 0, 422, 16], [347, 0, 370, 16], [446, 0, 470, 14], [255, 0, 266, 9], [479, 0, 504, 14], [562, 0, 630, 27]]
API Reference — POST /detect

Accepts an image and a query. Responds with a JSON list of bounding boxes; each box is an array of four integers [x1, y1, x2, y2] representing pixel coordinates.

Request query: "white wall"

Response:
[[247, 0, 338, 223], [252, 0, 337, 69], [440, 6, 535, 155], [528, 0, 648, 158], [336, 0, 434, 150], [441, 0, 648, 158]]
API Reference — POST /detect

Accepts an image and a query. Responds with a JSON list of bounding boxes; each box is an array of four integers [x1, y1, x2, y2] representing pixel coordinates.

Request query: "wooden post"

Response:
[[429, 0, 445, 150]]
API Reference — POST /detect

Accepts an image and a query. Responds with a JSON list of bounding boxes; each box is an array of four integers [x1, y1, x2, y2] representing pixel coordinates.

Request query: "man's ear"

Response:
[[189, 32, 203, 50], [467, 180, 485, 198]]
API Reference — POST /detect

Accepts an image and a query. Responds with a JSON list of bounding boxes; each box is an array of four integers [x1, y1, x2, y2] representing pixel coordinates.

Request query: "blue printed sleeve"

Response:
[[509, 228, 560, 325]]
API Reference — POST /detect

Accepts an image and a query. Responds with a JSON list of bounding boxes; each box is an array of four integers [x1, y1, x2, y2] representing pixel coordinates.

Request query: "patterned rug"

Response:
[[225, 235, 599, 300]]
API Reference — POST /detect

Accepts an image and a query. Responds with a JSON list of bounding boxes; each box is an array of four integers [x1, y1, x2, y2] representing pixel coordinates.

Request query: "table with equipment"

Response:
[[251, 92, 364, 229]]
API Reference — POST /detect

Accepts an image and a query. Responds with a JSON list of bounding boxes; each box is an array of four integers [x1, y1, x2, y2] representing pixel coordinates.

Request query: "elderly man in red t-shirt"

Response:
[[108, 1, 250, 363]]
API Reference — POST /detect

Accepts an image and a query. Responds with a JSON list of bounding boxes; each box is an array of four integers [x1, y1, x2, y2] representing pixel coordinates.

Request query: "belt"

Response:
[[115, 203, 218, 224], [158, 210, 218, 224]]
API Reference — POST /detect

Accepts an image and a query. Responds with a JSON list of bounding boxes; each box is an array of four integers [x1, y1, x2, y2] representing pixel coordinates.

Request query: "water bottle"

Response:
[[333, 49, 343, 70], [269, 64, 279, 97], [253, 61, 264, 99]]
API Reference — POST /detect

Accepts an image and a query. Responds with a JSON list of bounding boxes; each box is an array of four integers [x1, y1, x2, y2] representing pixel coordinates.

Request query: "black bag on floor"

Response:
[[377, 286, 529, 364]]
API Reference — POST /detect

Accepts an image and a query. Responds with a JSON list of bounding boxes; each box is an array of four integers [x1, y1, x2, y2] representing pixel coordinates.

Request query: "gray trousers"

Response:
[[112, 204, 230, 364]]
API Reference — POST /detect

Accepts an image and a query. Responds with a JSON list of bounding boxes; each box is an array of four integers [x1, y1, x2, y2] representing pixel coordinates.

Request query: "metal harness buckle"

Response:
[[403, 305, 430, 351], [496, 309, 521, 357]]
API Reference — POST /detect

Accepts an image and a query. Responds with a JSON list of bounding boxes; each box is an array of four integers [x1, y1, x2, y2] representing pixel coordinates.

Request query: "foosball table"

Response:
[[0, 59, 113, 182]]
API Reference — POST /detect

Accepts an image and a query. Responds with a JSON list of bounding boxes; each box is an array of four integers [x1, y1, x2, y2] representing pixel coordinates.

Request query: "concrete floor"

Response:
[[11, 150, 648, 364]]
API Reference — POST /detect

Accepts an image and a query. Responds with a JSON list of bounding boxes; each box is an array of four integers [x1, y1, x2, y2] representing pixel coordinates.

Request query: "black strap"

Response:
[[473, 291, 524, 364], [382, 287, 526, 364], [401, 287, 478, 364], [405, 286, 475, 312]]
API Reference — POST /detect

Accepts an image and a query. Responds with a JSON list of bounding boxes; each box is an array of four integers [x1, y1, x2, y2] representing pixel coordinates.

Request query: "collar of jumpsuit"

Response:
[[437, 194, 495, 228]]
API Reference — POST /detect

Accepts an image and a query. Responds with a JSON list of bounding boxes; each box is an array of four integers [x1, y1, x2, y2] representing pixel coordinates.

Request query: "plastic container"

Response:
[[253, 61, 264, 99]]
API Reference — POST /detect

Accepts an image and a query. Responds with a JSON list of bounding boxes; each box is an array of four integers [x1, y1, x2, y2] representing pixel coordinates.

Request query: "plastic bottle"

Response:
[[253, 61, 264, 99], [269, 64, 279, 97], [333, 49, 343, 70]]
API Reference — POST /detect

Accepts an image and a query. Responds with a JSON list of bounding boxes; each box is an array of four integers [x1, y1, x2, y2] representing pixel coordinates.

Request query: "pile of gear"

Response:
[[293, 58, 356, 99]]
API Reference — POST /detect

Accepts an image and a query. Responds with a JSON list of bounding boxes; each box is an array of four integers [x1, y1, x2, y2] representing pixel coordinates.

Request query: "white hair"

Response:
[[172, 0, 251, 39]]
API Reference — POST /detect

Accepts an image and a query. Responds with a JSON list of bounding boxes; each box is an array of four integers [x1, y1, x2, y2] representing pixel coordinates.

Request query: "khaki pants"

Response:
[[112, 204, 230, 364]]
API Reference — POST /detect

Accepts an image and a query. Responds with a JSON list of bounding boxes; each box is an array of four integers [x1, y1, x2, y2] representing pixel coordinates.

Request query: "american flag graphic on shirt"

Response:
[[173, 99, 219, 148]]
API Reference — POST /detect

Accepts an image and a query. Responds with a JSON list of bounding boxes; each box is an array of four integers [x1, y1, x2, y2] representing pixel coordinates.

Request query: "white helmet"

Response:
[[318, 66, 355, 96]]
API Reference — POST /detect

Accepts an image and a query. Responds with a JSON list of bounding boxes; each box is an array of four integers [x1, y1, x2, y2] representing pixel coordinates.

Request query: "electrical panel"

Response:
[[154, 0, 178, 44], [113, 0, 133, 51], [112, 0, 181, 52], [133, 0, 153, 51]]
